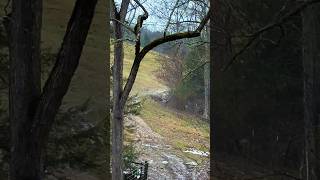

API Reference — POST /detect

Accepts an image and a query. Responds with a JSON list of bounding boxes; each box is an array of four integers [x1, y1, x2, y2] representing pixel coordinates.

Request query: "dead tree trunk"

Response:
[[9, 0, 97, 179], [302, 2, 320, 179]]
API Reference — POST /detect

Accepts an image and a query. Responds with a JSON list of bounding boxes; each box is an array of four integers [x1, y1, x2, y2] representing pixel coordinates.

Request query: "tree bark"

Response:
[[112, 19, 125, 180], [9, 0, 42, 179], [9, 0, 97, 179], [111, 1, 130, 178], [31, 0, 98, 149], [203, 61, 210, 120], [210, 0, 232, 178], [105, 0, 111, 177], [203, 28, 210, 120], [302, 2, 320, 179]]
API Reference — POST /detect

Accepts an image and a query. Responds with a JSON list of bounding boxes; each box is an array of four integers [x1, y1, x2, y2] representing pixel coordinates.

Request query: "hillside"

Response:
[[111, 42, 168, 94]]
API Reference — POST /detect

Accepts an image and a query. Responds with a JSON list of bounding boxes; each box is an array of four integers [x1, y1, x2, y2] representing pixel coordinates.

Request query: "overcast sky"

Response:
[[113, 0, 208, 32], [113, 0, 167, 31]]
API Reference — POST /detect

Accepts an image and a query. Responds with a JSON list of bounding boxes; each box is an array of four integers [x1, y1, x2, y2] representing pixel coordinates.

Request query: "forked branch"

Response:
[[120, 7, 212, 108]]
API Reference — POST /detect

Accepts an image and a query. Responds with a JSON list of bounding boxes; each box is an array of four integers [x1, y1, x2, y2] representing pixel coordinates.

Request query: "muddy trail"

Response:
[[124, 114, 209, 180]]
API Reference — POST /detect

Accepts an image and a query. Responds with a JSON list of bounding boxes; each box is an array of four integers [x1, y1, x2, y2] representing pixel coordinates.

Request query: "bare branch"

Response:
[[112, 0, 118, 17], [222, 0, 320, 72], [140, 7, 210, 58], [133, 0, 148, 16], [182, 60, 209, 81], [120, 6, 211, 108], [133, 0, 149, 55], [110, 18, 135, 34], [164, 0, 180, 35], [112, 38, 136, 44]]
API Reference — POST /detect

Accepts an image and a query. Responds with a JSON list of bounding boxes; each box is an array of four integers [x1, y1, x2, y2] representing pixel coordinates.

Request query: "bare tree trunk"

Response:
[[302, 2, 320, 179], [111, 1, 130, 178], [203, 62, 210, 120], [203, 29, 210, 120], [9, 0, 42, 179], [8, 0, 97, 179], [112, 20, 125, 180]]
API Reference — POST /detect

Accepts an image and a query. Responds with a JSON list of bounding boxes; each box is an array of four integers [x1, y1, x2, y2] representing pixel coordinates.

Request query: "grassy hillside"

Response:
[[111, 42, 168, 95], [140, 99, 209, 162]]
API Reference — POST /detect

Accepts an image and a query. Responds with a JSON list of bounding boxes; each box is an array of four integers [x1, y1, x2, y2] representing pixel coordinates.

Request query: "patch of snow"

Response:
[[143, 143, 160, 148], [185, 161, 198, 166], [183, 148, 209, 157], [162, 161, 168, 165]]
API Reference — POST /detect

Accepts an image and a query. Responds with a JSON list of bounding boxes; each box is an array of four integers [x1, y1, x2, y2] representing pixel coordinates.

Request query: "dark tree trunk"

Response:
[[210, 0, 232, 178], [31, 0, 98, 149], [9, 0, 42, 179], [302, 2, 320, 180], [105, 0, 111, 177], [9, 0, 97, 179]]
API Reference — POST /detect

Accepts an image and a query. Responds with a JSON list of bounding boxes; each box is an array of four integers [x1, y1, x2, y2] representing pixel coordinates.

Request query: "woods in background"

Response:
[[211, 0, 320, 179]]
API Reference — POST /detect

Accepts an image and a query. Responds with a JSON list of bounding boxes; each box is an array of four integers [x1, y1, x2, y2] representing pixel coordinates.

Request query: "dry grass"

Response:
[[111, 42, 167, 95], [140, 99, 210, 162]]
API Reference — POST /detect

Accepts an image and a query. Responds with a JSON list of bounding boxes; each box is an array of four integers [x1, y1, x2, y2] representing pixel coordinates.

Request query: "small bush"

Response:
[[123, 143, 140, 170]]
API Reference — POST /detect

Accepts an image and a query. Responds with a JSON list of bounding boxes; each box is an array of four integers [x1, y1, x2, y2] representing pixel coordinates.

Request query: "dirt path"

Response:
[[125, 114, 208, 180]]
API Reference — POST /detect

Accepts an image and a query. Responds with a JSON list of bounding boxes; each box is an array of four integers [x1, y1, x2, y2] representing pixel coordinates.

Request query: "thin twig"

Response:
[[110, 18, 135, 34], [182, 61, 209, 81]]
